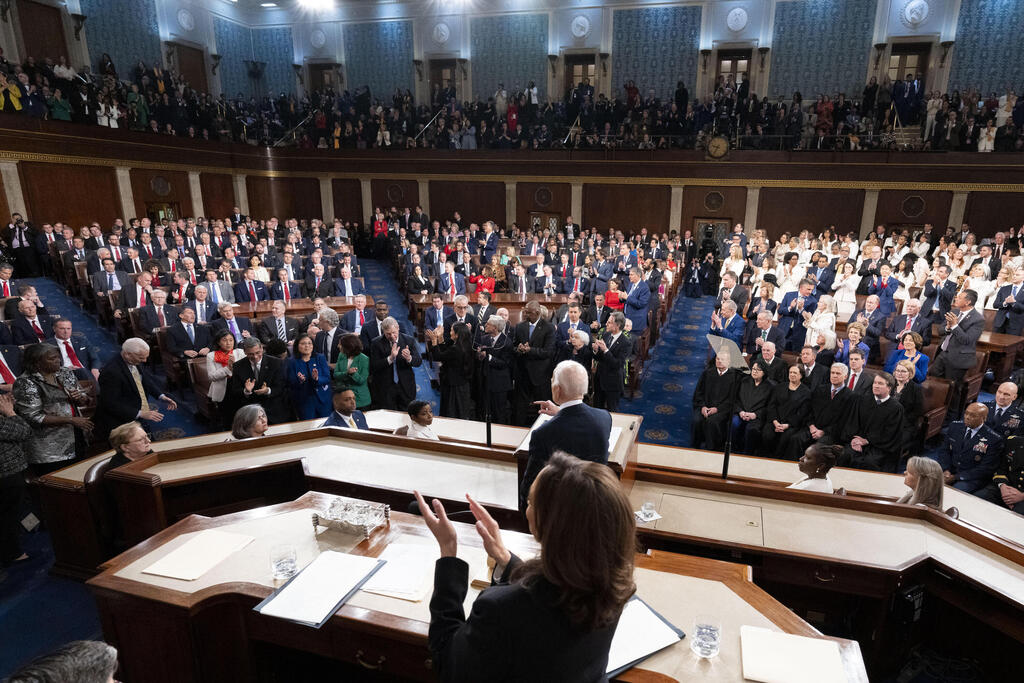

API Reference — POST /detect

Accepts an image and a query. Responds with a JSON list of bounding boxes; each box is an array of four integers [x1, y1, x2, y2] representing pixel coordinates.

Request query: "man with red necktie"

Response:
[[233, 268, 268, 303], [11, 300, 54, 345], [49, 318, 99, 380]]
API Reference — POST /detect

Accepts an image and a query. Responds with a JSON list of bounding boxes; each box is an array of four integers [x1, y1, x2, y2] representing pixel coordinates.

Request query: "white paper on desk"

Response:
[[740, 625, 845, 683], [141, 529, 254, 581], [258, 552, 384, 627], [605, 597, 684, 674], [360, 543, 435, 601]]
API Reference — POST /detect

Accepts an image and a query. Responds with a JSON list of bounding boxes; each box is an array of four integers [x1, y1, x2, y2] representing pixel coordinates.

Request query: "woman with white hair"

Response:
[[803, 294, 837, 348], [230, 404, 269, 440]]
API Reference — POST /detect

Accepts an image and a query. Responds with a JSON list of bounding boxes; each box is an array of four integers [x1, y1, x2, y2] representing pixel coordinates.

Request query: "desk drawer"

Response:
[[655, 493, 765, 546], [758, 554, 900, 598]]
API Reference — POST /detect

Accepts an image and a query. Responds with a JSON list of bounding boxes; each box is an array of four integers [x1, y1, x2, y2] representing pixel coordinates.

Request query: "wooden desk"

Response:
[[87, 492, 866, 683], [232, 295, 374, 320], [408, 292, 570, 329]]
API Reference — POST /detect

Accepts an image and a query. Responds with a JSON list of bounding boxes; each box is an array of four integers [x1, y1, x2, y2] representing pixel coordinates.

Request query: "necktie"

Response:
[[2, 281, 8, 297], [248, 281, 257, 301], [180, 286, 187, 302], [761, 330, 768, 341], [189, 271, 196, 285], [197, 303, 204, 321], [345, 415, 356, 429], [449, 277, 456, 298], [520, 278, 525, 295], [139, 288, 146, 306], [145, 245, 152, 257], [1014, 286, 1020, 299], [28, 319, 43, 341], [113, 247, 120, 261], [997, 407, 1004, 420], [169, 260, 176, 272], [157, 308, 165, 327], [316, 276, 321, 289], [186, 324, 195, 344], [723, 288, 730, 300], [134, 259, 141, 272], [358, 310, 365, 326], [228, 319, 239, 340], [283, 282, 290, 301], [574, 278, 579, 292], [107, 273, 115, 291], [848, 373, 856, 389], [210, 284, 219, 303], [277, 318, 286, 341], [130, 365, 150, 412], [47, 233, 53, 242], [0, 357, 14, 384]]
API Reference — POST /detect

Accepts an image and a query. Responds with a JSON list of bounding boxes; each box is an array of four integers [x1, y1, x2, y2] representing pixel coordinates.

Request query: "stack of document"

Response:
[[360, 544, 436, 601], [740, 625, 845, 683], [142, 529, 254, 581], [256, 552, 384, 628]]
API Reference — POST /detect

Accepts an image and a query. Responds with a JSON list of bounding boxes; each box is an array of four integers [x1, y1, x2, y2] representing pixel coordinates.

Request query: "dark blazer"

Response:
[[436, 272, 466, 296], [332, 277, 365, 297], [428, 554, 617, 683], [95, 355, 165, 439], [257, 315, 301, 344], [478, 333, 513, 393], [233, 279, 269, 302], [846, 367, 875, 395], [184, 299, 217, 324], [46, 336, 98, 378], [3, 298, 48, 320], [506, 273, 535, 296], [314, 327, 345, 365], [368, 332, 422, 399], [800, 363, 830, 392], [442, 314, 479, 340], [269, 281, 304, 301], [716, 285, 749, 313], [984, 401, 1024, 440], [11, 314, 55, 345], [138, 304, 180, 333], [921, 279, 956, 321], [533, 274, 563, 295], [884, 313, 932, 347], [941, 422, 1004, 491], [520, 403, 611, 510], [742, 324, 785, 355], [303, 274, 335, 299], [90, 269, 131, 295], [322, 410, 368, 429], [623, 280, 652, 332], [993, 284, 1024, 335], [593, 333, 630, 393], [939, 308, 985, 370], [226, 355, 291, 424], [165, 321, 212, 358], [513, 318, 556, 387], [210, 315, 254, 341], [358, 316, 386, 350]]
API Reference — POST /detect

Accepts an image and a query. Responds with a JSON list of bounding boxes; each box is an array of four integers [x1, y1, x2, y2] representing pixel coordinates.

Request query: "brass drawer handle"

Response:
[[355, 650, 386, 670], [813, 567, 837, 583]]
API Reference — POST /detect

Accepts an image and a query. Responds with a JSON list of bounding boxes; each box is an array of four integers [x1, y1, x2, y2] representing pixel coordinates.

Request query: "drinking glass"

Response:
[[690, 614, 721, 658], [270, 544, 297, 581]]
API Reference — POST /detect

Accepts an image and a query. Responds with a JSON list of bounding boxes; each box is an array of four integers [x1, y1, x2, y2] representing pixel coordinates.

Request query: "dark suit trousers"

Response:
[[377, 379, 414, 411], [929, 350, 969, 416], [593, 386, 621, 412], [0, 472, 25, 564]]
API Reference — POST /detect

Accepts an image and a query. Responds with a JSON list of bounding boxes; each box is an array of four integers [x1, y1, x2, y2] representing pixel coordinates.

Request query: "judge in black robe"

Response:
[[786, 363, 854, 460], [838, 372, 906, 472], [691, 357, 739, 451], [731, 361, 774, 455]]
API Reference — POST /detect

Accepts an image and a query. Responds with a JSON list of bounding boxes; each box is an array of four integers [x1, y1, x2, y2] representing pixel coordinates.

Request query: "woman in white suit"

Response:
[[831, 261, 861, 319], [207, 329, 246, 429], [803, 294, 837, 348]]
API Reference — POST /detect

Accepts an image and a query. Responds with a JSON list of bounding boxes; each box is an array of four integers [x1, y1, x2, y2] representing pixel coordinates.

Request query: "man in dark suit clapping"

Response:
[[513, 301, 556, 426], [368, 317, 422, 410], [226, 337, 291, 424], [592, 312, 631, 411], [519, 360, 612, 510]]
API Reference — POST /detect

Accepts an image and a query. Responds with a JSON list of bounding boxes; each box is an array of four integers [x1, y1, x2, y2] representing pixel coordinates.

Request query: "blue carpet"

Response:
[[620, 294, 714, 447]]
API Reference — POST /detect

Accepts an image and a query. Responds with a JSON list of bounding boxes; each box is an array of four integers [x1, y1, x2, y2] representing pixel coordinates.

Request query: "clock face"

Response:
[[726, 7, 748, 33], [432, 22, 450, 45], [571, 15, 591, 39], [708, 136, 729, 158], [311, 29, 327, 49], [176, 8, 195, 32]]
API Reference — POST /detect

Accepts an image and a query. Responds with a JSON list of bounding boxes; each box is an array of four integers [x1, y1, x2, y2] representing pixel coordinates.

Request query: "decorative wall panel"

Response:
[[947, 0, 1024, 94], [252, 27, 295, 98], [80, 0, 161, 75], [470, 14, 549, 101], [611, 6, 701, 101], [343, 21, 415, 100], [213, 16, 254, 99]]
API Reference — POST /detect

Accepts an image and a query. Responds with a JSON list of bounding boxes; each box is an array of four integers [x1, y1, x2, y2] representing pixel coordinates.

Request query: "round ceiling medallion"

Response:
[[176, 8, 195, 32], [311, 29, 327, 49], [902, 195, 925, 218], [150, 176, 171, 197], [432, 22, 450, 45], [534, 186, 553, 208], [726, 7, 748, 33], [570, 15, 591, 39], [900, 0, 930, 29], [704, 191, 725, 212], [385, 184, 405, 203]]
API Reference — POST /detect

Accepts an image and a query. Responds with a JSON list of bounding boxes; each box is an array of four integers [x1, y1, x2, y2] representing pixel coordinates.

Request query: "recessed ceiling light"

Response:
[[261, 2, 277, 7], [298, 0, 332, 8]]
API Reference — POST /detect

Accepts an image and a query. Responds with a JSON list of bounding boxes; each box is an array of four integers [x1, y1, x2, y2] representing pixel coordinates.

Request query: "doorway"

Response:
[[175, 44, 208, 94], [715, 49, 751, 93], [888, 43, 931, 88], [147, 202, 180, 223], [429, 59, 456, 106], [308, 63, 339, 91], [17, 0, 68, 64], [563, 54, 596, 99], [529, 212, 561, 233]]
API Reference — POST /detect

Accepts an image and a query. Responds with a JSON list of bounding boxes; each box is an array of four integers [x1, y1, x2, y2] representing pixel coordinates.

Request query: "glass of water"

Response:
[[641, 501, 656, 519], [270, 544, 297, 581], [690, 614, 721, 658]]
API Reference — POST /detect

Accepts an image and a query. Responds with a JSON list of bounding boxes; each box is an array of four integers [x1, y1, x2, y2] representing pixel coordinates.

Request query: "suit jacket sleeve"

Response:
[[429, 556, 510, 683], [99, 366, 143, 425], [524, 323, 555, 360]]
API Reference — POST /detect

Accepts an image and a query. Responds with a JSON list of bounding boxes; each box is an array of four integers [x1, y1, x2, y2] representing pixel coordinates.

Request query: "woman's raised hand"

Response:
[[467, 494, 511, 566], [414, 490, 457, 557]]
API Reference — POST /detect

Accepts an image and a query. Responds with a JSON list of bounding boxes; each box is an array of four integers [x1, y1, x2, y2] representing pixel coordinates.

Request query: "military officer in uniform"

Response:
[[985, 382, 1024, 440], [978, 434, 1024, 513], [938, 403, 1004, 493]]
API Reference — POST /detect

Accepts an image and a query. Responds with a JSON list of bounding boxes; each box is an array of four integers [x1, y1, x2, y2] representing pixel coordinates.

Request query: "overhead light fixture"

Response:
[[297, 0, 331, 9], [260, 2, 277, 7]]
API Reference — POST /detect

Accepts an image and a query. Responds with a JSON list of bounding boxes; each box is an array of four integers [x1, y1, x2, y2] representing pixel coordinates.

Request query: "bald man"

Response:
[[938, 402, 1004, 493], [985, 382, 1024, 439]]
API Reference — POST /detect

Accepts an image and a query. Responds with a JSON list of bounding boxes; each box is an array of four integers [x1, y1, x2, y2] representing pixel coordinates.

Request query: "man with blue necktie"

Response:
[[993, 267, 1024, 335], [777, 279, 818, 351], [623, 268, 651, 332], [807, 252, 834, 296], [212, 302, 253, 343]]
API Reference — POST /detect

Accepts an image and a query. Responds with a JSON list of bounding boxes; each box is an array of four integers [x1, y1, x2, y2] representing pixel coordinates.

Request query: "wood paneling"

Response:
[[370, 179, 419, 214], [964, 193, 1024, 238], [17, 0, 68, 64], [246, 176, 322, 221], [582, 183, 671, 232], [129, 169, 193, 220], [0, 176, 10, 224], [175, 44, 208, 94], [331, 179, 362, 223], [200, 173, 236, 219], [21, 162, 119, 228], [757, 188, 865, 242], [874, 190, 952, 230], [516, 182, 571, 228], [429, 180, 505, 227], [681, 186, 747, 234]]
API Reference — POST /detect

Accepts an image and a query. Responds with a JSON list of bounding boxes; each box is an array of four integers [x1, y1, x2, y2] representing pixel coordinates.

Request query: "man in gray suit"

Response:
[[202, 269, 235, 306], [930, 289, 985, 416]]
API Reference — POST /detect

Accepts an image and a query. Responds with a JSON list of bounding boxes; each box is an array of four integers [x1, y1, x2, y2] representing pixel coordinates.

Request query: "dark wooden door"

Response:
[[17, 0, 68, 64], [309, 64, 339, 91], [176, 44, 208, 94], [429, 59, 455, 103]]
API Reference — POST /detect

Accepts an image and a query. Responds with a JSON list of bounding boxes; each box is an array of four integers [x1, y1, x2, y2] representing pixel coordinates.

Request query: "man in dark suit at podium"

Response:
[[519, 360, 611, 511]]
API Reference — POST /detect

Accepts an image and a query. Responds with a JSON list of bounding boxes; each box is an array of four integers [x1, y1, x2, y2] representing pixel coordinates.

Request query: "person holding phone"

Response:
[[415, 452, 636, 683]]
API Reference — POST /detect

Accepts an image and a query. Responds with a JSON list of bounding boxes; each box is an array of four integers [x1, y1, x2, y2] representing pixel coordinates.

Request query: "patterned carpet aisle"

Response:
[[359, 260, 441, 413], [620, 294, 715, 447]]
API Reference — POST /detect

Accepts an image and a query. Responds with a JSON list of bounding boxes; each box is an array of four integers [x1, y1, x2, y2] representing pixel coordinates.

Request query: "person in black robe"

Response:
[[731, 360, 773, 455], [760, 364, 811, 458], [786, 362, 855, 460], [691, 353, 739, 450], [838, 371, 906, 472]]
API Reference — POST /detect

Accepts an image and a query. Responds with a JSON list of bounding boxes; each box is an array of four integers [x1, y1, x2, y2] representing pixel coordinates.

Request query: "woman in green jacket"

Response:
[[332, 333, 371, 410], [126, 83, 149, 129], [47, 89, 72, 121]]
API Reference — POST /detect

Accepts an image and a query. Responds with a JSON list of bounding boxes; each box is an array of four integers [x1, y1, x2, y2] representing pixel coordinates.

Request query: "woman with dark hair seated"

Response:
[[759, 364, 811, 458], [415, 452, 636, 682], [731, 360, 773, 455], [787, 443, 842, 493], [883, 331, 929, 383], [403, 400, 439, 440], [230, 404, 269, 440]]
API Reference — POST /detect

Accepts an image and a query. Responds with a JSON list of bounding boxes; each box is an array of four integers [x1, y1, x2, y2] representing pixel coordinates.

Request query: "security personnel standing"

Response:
[[978, 434, 1024, 514]]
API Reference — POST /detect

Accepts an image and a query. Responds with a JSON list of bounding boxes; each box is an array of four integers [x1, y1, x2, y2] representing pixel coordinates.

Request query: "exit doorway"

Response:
[[430, 59, 456, 106], [147, 202, 180, 223]]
